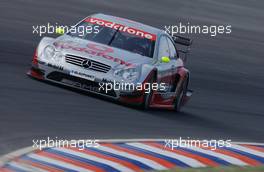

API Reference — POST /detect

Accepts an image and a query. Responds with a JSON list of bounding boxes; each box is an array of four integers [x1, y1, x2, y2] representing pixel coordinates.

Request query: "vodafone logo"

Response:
[[85, 17, 156, 41], [54, 41, 133, 67]]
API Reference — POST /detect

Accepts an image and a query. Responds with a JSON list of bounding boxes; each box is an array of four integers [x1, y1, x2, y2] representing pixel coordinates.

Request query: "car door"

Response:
[[156, 36, 174, 92], [167, 37, 181, 91]]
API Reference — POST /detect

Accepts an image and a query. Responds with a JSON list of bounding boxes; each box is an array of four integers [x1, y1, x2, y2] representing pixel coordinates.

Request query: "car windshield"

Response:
[[68, 20, 156, 58]]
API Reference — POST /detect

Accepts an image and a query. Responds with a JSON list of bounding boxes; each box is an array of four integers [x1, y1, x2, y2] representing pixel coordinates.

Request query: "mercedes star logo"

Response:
[[82, 59, 92, 69]]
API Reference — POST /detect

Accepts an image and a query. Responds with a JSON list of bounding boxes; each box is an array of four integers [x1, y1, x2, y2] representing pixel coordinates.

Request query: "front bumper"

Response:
[[27, 60, 145, 104]]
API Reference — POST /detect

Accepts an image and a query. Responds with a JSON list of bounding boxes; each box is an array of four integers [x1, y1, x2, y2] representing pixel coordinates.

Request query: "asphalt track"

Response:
[[0, 0, 264, 156]]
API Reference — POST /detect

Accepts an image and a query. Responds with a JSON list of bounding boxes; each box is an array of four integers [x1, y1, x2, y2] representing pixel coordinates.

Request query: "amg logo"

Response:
[[61, 79, 98, 92]]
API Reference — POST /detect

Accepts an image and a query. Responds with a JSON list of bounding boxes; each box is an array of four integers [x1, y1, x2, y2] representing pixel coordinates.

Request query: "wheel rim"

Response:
[[144, 77, 154, 109]]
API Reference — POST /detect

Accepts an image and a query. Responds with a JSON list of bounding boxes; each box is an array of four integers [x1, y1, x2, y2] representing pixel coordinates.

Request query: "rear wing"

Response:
[[172, 35, 193, 61]]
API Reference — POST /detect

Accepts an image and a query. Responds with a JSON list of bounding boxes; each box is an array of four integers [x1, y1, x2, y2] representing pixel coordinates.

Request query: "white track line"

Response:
[[0, 146, 35, 167]]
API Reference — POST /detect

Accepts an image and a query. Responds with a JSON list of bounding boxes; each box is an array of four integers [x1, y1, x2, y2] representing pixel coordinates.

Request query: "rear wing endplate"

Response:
[[172, 35, 193, 61]]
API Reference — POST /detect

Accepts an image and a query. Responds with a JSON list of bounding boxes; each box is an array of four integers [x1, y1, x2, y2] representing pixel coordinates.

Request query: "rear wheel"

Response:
[[143, 76, 155, 110], [174, 77, 188, 112]]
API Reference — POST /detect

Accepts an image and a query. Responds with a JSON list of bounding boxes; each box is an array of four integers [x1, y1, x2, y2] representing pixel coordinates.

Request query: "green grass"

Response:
[[156, 166, 264, 172]]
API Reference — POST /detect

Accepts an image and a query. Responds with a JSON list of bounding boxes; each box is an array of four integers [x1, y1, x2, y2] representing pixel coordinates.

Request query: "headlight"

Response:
[[54, 51, 64, 62], [44, 45, 55, 60], [43, 45, 63, 62], [114, 67, 139, 82]]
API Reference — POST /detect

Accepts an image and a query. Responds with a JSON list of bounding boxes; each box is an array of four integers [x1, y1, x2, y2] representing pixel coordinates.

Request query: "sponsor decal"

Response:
[[70, 70, 95, 81], [102, 78, 114, 84], [47, 63, 63, 70], [61, 79, 99, 91], [54, 41, 134, 67], [85, 17, 157, 41]]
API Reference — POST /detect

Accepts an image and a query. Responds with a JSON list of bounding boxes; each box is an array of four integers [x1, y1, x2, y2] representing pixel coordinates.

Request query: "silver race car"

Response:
[[28, 13, 193, 111]]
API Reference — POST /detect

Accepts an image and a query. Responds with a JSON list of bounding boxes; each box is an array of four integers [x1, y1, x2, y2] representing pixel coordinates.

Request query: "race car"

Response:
[[28, 13, 193, 111]]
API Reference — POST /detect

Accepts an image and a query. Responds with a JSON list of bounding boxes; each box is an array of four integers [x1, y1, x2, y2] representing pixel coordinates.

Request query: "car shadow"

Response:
[[27, 76, 260, 141]]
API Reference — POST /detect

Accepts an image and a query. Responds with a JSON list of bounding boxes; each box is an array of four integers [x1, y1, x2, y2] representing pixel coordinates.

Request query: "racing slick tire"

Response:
[[174, 76, 188, 112], [143, 75, 156, 110]]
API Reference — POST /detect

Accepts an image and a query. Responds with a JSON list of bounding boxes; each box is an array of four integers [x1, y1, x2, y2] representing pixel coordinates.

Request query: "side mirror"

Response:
[[55, 27, 65, 35], [161, 56, 170, 63]]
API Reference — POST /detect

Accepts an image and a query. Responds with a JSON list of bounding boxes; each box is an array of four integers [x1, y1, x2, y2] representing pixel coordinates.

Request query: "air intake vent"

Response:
[[65, 54, 111, 73]]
